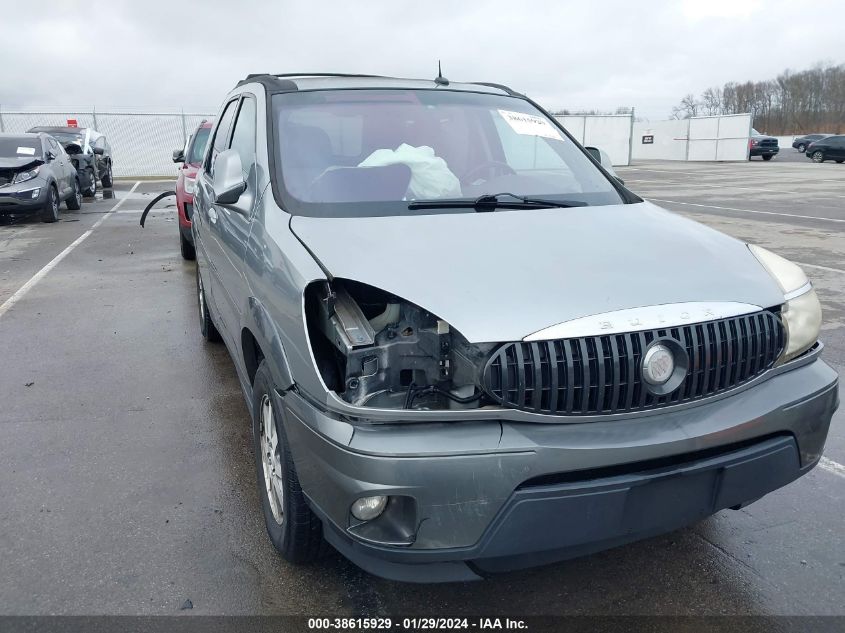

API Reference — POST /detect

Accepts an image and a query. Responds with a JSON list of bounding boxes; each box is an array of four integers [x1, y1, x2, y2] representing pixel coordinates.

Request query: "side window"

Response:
[[206, 99, 239, 175], [228, 97, 257, 174]]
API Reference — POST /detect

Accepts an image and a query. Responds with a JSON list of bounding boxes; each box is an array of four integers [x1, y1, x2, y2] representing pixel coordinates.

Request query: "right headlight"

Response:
[[12, 166, 40, 184], [749, 244, 821, 364]]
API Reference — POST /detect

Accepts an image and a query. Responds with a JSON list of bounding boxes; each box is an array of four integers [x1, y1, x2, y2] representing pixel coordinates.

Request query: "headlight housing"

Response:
[[12, 166, 40, 184], [749, 244, 821, 364]]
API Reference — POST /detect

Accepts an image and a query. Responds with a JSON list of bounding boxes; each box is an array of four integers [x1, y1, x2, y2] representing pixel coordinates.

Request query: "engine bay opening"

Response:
[[304, 279, 495, 410]]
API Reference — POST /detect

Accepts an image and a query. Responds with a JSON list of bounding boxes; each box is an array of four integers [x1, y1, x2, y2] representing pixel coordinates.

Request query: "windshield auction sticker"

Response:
[[498, 109, 563, 140], [16, 147, 36, 155]]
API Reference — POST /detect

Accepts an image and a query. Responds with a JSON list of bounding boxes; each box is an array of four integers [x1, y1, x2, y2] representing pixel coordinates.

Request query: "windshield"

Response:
[[0, 137, 42, 159], [272, 89, 624, 217], [187, 127, 211, 164]]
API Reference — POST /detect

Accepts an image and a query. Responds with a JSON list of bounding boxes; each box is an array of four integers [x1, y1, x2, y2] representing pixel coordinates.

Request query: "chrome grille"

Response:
[[483, 310, 784, 415]]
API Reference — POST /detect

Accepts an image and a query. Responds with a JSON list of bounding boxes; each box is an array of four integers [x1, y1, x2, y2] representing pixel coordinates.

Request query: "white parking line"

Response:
[[796, 262, 845, 275], [820, 457, 845, 479], [0, 181, 141, 321], [647, 197, 845, 224]]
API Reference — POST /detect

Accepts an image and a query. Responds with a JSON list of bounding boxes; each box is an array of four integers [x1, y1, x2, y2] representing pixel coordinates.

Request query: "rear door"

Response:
[[831, 136, 845, 160], [48, 138, 72, 196]]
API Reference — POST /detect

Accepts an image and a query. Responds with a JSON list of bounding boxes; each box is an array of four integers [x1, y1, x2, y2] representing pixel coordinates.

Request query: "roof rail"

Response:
[[470, 82, 522, 97], [271, 72, 389, 79]]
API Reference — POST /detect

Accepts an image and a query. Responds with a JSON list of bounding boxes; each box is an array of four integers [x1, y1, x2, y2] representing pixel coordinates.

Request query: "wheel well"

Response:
[[241, 328, 265, 385]]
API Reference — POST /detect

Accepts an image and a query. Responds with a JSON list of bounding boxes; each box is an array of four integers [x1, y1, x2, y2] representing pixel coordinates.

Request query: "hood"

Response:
[[0, 157, 43, 171], [290, 202, 785, 343]]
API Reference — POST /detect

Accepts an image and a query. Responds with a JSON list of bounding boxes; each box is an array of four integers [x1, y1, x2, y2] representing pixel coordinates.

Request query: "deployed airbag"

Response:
[[358, 144, 462, 200]]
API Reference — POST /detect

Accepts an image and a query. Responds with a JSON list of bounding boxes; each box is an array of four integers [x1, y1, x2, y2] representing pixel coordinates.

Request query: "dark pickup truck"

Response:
[[749, 129, 779, 160]]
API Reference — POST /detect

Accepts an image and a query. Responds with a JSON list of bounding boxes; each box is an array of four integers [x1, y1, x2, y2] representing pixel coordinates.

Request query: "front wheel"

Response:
[[41, 186, 59, 223], [762, 154, 773, 161], [836, 159, 844, 164], [812, 151, 825, 163], [66, 179, 82, 210], [252, 361, 326, 563], [82, 169, 97, 197], [797, 144, 806, 152]]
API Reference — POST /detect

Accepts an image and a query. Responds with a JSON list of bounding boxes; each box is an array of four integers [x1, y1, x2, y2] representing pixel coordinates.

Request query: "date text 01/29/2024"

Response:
[[307, 617, 528, 630]]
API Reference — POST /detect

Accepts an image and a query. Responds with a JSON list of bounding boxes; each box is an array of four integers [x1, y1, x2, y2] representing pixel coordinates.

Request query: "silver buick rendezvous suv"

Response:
[[191, 73, 839, 582]]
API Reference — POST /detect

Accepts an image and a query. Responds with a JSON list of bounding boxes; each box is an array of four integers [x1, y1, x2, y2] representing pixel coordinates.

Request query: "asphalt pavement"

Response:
[[0, 163, 842, 621]]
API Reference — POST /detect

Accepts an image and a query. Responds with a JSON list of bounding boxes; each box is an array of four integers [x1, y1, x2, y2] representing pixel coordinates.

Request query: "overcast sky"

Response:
[[1, 0, 842, 120]]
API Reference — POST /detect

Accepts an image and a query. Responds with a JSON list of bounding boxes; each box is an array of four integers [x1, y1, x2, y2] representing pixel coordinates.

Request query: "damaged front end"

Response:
[[305, 279, 494, 411]]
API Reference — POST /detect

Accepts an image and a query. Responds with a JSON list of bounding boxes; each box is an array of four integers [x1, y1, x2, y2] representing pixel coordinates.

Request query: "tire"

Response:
[[252, 360, 326, 564], [66, 179, 82, 211], [82, 169, 97, 197], [836, 160, 844, 164], [762, 154, 773, 161], [797, 144, 806, 152], [41, 185, 59, 223], [100, 162, 113, 188], [180, 232, 196, 260], [812, 151, 825, 163], [196, 266, 221, 342]]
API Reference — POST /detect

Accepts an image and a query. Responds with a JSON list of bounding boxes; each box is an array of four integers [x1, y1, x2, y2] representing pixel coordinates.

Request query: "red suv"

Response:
[[172, 121, 212, 259]]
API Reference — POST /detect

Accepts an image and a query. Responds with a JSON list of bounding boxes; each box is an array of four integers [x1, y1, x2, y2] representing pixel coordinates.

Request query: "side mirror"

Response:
[[45, 151, 56, 161], [93, 147, 105, 155], [584, 146, 602, 163], [585, 145, 622, 183], [212, 149, 246, 205], [172, 148, 186, 163]]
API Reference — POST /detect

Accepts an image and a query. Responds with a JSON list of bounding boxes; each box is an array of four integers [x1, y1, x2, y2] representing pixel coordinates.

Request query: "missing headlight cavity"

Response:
[[304, 279, 492, 410]]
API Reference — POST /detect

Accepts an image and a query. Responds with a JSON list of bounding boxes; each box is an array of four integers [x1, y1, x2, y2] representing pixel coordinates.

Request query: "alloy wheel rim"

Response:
[[814, 152, 823, 162], [51, 190, 58, 214], [198, 275, 205, 323], [259, 394, 285, 524], [75, 182, 82, 206]]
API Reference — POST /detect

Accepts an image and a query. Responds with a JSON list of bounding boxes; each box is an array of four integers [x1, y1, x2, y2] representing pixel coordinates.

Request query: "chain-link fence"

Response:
[[0, 108, 215, 177]]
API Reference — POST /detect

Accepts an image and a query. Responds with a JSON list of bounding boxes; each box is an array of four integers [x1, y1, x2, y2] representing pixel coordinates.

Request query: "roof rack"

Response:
[[235, 73, 520, 96], [470, 82, 522, 97], [271, 73, 389, 79]]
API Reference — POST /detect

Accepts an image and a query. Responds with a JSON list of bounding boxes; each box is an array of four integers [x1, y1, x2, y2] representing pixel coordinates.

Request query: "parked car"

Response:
[[792, 134, 831, 153], [805, 135, 845, 163], [192, 73, 837, 582], [27, 126, 113, 195], [0, 132, 82, 222], [749, 129, 779, 160], [172, 121, 213, 259]]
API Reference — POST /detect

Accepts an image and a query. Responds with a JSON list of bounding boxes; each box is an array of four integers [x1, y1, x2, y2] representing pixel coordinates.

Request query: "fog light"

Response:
[[350, 495, 388, 521], [31, 188, 40, 199]]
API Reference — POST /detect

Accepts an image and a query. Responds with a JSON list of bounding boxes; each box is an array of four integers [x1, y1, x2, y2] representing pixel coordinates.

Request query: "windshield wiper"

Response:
[[407, 192, 587, 211]]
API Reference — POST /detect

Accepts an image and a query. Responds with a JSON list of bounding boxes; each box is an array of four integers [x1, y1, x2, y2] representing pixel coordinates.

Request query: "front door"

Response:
[[195, 98, 239, 335], [207, 95, 259, 336]]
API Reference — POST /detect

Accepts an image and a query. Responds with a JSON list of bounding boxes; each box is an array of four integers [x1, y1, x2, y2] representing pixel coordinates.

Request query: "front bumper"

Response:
[[0, 182, 49, 213], [750, 146, 779, 156], [279, 354, 838, 582]]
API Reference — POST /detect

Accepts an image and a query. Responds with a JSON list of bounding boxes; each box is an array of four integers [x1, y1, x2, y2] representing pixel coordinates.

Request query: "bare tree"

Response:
[[671, 93, 701, 119], [672, 61, 845, 134], [701, 87, 723, 115]]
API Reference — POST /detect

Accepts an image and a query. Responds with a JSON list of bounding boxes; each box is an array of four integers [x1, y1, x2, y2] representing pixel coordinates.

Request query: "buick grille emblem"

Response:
[[642, 344, 675, 385]]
